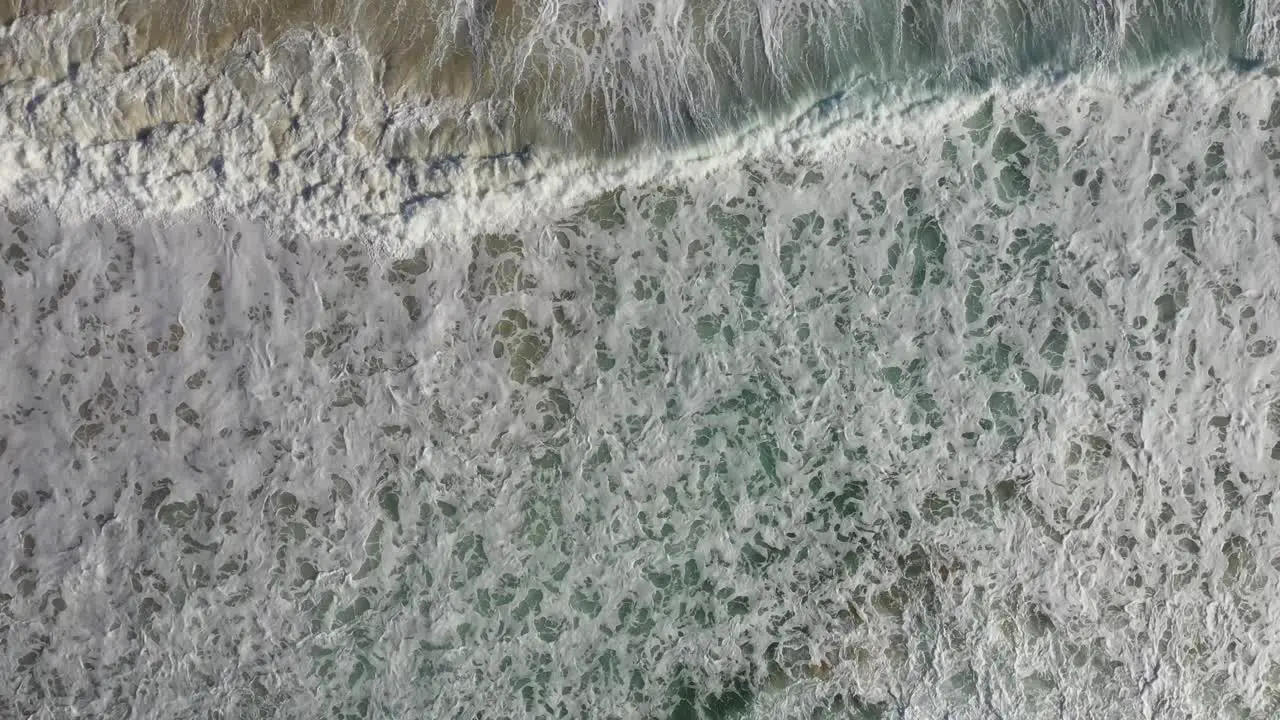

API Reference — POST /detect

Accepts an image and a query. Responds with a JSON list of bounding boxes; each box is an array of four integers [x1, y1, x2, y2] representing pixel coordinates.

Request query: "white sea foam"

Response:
[[4, 3, 1280, 719]]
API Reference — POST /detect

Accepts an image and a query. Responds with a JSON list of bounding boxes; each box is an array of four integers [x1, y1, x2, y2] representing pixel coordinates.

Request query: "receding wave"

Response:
[[0, 0, 1270, 155], [2, 0, 1276, 248]]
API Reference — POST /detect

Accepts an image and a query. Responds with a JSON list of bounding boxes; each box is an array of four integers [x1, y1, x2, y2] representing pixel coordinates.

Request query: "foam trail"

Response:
[[0, 0, 1270, 156], [2, 1, 1277, 250]]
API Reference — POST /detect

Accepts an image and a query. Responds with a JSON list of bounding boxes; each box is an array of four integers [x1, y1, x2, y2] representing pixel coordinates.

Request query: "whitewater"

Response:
[[3, 1, 1280, 718]]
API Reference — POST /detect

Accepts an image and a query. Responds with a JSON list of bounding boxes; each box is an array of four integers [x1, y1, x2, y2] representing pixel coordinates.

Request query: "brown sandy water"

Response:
[[1, 0, 1258, 159], [1, 0, 865, 156]]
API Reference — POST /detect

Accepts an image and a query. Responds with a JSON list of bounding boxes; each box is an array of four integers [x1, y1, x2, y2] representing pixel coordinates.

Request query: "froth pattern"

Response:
[[3, 60, 1280, 718]]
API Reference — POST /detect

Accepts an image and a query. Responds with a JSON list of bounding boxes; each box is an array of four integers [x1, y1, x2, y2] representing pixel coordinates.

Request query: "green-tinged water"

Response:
[[4, 1, 1280, 719]]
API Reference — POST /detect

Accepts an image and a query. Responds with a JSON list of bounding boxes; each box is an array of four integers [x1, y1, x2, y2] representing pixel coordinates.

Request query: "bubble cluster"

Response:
[[3, 54, 1280, 719]]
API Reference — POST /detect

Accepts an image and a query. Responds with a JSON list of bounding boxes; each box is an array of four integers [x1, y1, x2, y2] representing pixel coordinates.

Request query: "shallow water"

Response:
[[0, 0, 1264, 153], [4, 2, 1280, 719]]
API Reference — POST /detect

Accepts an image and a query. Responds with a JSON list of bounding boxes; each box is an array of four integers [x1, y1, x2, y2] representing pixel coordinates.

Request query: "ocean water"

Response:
[[4, 2, 1280, 718]]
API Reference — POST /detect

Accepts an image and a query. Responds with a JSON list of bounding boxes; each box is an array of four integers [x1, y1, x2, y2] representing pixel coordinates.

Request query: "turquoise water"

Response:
[[3, 2, 1280, 719]]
